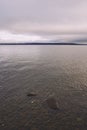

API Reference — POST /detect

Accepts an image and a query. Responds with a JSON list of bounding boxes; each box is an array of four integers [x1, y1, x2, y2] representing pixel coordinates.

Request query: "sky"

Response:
[[0, 0, 87, 43]]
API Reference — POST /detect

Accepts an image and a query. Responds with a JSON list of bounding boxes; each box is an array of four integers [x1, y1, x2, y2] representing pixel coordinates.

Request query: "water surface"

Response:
[[0, 45, 87, 130]]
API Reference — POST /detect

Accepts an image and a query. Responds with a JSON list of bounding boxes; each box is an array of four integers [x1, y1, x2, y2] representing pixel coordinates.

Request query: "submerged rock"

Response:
[[27, 93, 37, 97], [46, 97, 59, 110], [1, 124, 5, 127]]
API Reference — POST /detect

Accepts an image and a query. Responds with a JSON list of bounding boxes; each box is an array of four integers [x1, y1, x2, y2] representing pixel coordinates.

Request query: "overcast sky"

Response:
[[0, 0, 87, 42]]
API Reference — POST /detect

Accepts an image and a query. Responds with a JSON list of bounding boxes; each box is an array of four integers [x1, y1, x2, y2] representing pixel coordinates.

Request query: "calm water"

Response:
[[0, 45, 87, 130]]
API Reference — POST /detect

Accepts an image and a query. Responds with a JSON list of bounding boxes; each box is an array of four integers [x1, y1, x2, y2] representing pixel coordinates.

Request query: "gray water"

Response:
[[0, 45, 87, 130]]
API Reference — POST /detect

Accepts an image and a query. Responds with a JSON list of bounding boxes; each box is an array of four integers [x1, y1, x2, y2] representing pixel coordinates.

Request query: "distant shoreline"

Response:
[[0, 43, 87, 45]]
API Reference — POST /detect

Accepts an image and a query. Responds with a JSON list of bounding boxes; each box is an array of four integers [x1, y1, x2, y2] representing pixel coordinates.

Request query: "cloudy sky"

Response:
[[0, 0, 87, 42]]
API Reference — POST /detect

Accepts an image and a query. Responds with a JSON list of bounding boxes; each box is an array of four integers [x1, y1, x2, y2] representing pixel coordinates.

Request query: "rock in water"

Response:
[[46, 97, 59, 110], [27, 93, 37, 97]]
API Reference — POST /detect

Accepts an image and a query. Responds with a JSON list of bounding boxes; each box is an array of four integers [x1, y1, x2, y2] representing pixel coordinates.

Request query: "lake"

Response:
[[0, 45, 87, 130]]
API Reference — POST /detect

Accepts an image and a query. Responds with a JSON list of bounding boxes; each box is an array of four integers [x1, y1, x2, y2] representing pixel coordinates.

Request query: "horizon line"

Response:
[[0, 42, 87, 45]]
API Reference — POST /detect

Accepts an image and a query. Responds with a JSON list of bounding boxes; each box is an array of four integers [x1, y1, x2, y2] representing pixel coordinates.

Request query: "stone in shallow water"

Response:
[[27, 93, 37, 97], [1, 124, 5, 127], [46, 97, 59, 110]]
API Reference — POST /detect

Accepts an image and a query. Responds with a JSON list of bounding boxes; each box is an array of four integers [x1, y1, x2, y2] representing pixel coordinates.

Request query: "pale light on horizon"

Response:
[[0, 30, 49, 43]]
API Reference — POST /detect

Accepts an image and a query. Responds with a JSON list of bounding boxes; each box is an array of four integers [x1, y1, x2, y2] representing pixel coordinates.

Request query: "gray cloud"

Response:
[[0, 0, 87, 34]]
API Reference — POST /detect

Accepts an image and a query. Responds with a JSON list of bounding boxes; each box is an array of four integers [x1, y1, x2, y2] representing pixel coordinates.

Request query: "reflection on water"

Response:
[[0, 45, 40, 60], [0, 45, 87, 130]]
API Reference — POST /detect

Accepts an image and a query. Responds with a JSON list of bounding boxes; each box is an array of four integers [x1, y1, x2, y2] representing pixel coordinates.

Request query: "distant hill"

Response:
[[0, 42, 87, 45]]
